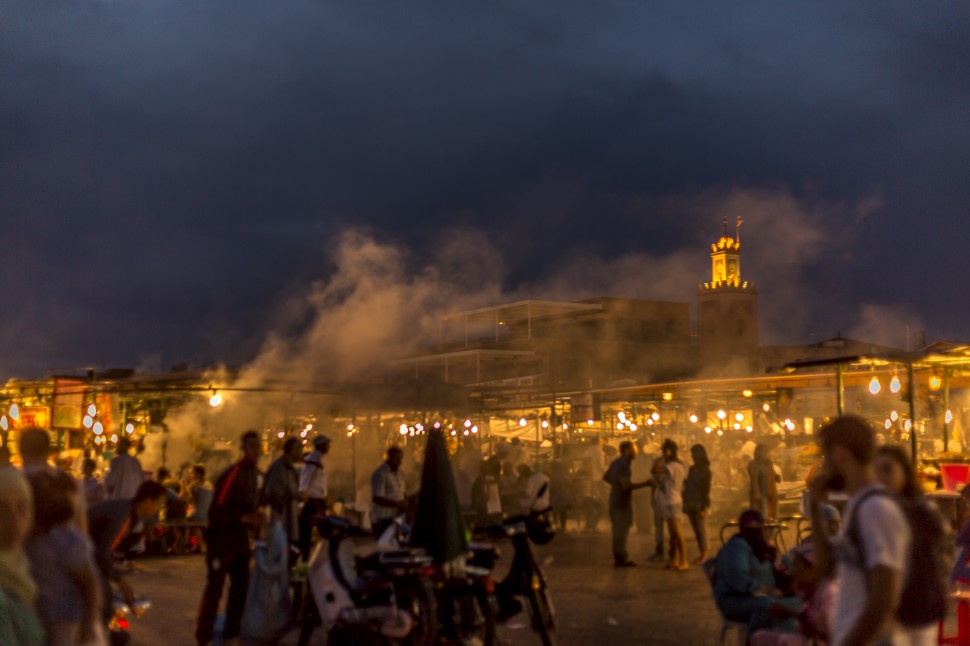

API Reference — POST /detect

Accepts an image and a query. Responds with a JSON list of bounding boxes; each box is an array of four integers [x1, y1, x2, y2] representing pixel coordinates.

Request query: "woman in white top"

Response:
[[652, 439, 689, 570]]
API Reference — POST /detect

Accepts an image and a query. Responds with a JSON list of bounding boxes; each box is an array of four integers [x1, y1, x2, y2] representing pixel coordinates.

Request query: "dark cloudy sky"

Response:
[[2, 1, 968, 379]]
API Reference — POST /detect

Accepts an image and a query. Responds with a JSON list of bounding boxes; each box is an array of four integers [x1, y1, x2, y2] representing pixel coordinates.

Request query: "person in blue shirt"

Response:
[[713, 509, 800, 635]]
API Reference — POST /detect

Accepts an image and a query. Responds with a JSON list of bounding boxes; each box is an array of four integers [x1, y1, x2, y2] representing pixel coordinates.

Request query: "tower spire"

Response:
[[736, 216, 743, 245], [722, 215, 728, 237]]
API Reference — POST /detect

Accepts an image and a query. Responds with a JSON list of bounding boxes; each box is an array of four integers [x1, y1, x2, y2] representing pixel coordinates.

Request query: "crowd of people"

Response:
[[4, 416, 967, 646], [710, 416, 959, 646]]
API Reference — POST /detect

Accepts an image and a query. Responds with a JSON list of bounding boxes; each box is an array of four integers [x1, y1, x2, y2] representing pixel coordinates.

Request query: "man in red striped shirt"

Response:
[[195, 430, 264, 646]]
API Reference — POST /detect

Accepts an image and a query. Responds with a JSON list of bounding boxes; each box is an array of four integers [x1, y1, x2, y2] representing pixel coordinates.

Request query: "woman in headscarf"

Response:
[[0, 466, 45, 645], [683, 444, 713, 564], [713, 509, 800, 636]]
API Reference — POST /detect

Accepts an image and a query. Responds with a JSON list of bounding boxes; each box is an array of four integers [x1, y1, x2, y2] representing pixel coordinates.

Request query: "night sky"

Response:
[[2, 2, 968, 379]]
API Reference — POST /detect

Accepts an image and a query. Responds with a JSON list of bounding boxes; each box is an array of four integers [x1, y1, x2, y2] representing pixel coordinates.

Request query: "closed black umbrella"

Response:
[[410, 428, 467, 564]]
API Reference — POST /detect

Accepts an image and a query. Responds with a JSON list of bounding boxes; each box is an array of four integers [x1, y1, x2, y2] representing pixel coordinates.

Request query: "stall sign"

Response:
[[51, 378, 86, 431], [13, 406, 50, 430]]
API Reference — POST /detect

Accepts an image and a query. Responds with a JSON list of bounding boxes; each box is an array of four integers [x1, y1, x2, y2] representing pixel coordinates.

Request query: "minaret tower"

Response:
[[696, 216, 759, 365]]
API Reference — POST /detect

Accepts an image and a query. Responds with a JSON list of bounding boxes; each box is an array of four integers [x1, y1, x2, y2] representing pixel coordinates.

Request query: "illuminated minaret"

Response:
[[697, 216, 759, 363]]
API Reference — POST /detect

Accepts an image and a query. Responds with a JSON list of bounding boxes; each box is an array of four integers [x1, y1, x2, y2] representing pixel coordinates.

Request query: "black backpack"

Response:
[[845, 489, 950, 627]]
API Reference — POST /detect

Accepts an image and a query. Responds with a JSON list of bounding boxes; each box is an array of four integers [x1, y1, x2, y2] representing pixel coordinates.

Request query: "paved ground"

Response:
[[127, 529, 727, 646]]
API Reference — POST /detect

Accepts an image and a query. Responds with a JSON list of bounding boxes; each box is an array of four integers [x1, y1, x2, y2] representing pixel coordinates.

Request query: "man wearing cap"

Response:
[[298, 435, 331, 560]]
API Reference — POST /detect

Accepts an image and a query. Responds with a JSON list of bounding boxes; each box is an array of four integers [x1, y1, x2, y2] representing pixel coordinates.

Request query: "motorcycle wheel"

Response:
[[395, 577, 438, 646], [526, 586, 556, 646]]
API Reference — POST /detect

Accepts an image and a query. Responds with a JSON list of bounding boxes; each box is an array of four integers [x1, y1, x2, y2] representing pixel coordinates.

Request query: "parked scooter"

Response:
[[301, 515, 437, 646]]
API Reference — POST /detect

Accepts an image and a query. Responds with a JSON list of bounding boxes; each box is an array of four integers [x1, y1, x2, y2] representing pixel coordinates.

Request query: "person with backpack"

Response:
[[810, 416, 946, 646], [871, 444, 949, 645]]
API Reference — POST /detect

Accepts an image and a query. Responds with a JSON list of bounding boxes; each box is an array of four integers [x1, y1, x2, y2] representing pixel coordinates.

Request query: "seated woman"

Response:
[[713, 509, 801, 636]]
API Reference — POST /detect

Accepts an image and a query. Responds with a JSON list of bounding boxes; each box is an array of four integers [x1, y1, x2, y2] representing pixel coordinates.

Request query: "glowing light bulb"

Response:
[[87, 403, 97, 417], [929, 376, 942, 391], [890, 410, 898, 422], [616, 423, 624, 430], [8, 404, 18, 421], [885, 419, 892, 429], [651, 413, 660, 422], [209, 393, 222, 407], [904, 420, 913, 431], [662, 392, 673, 402], [617, 412, 626, 422], [869, 376, 881, 395], [742, 390, 753, 398], [587, 419, 594, 427], [890, 376, 901, 394], [630, 424, 638, 431], [717, 410, 726, 420], [0, 416, 7, 432], [762, 403, 770, 412], [471, 426, 478, 434], [946, 410, 954, 424], [464, 420, 472, 428], [704, 426, 712, 434], [125, 422, 135, 434], [83, 415, 94, 429], [716, 430, 724, 436], [735, 413, 744, 422], [746, 426, 753, 433], [519, 418, 527, 427], [93, 422, 104, 435], [734, 423, 741, 430], [689, 414, 698, 424], [399, 426, 408, 435], [541, 420, 549, 429], [110, 434, 118, 443]]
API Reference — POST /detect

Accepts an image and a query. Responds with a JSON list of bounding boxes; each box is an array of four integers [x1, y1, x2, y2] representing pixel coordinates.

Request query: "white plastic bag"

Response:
[[240, 520, 292, 644]]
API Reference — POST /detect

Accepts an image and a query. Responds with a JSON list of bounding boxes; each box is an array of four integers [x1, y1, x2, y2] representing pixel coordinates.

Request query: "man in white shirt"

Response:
[[297, 434, 331, 560], [811, 416, 910, 646], [104, 436, 145, 500]]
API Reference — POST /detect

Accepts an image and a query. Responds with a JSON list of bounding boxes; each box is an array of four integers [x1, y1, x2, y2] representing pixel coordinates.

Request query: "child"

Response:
[[26, 469, 104, 646]]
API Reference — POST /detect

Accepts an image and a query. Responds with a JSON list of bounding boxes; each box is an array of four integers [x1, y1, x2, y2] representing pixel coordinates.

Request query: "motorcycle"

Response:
[[377, 516, 498, 646], [299, 515, 437, 646], [477, 500, 558, 646]]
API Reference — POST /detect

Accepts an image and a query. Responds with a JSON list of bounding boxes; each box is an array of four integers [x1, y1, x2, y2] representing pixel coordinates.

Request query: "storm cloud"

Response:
[[1, 1, 967, 377]]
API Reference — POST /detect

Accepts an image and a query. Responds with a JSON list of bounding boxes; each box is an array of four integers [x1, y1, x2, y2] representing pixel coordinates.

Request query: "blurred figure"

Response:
[[371, 446, 408, 537], [88, 480, 168, 626], [20, 427, 88, 533], [104, 437, 144, 501], [0, 467, 44, 646], [185, 465, 213, 522], [195, 431, 264, 646], [0, 444, 10, 469], [520, 463, 551, 512], [683, 444, 713, 564], [549, 461, 575, 530], [26, 469, 103, 646], [749, 444, 779, 520], [471, 458, 503, 525], [604, 441, 651, 567], [872, 444, 948, 645], [261, 436, 302, 553], [632, 439, 654, 537], [298, 435, 331, 561], [81, 458, 106, 506], [652, 439, 689, 570], [581, 438, 608, 531]]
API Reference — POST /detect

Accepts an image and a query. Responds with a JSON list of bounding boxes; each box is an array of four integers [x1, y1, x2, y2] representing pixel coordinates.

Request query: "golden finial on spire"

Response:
[[722, 215, 728, 237], [736, 216, 743, 245]]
